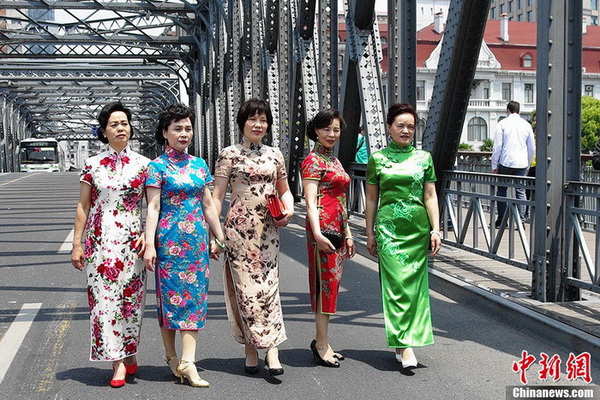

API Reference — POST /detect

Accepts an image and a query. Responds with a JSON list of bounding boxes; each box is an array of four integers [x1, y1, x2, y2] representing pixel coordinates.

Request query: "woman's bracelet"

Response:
[[213, 238, 226, 249], [345, 237, 354, 241], [430, 230, 442, 237]]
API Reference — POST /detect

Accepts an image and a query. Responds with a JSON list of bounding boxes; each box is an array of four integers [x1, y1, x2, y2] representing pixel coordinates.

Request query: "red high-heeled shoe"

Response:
[[125, 361, 138, 375], [110, 364, 126, 388]]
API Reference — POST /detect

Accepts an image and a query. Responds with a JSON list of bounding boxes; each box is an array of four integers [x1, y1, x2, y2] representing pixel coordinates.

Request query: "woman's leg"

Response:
[[244, 342, 258, 367], [177, 330, 209, 386], [315, 311, 336, 361], [111, 359, 126, 381], [161, 328, 177, 359]]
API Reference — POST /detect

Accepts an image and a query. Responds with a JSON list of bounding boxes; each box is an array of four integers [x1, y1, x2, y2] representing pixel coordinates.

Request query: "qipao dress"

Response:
[[366, 142, 436, 348], [301, 143, 351, 314], [214, 137, 287, 349], [146, 146, 213, 330], [80, 145, 149, 361]]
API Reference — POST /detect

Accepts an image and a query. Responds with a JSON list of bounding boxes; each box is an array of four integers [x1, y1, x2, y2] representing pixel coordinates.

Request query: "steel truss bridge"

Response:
[[0, 0, 597, 303]]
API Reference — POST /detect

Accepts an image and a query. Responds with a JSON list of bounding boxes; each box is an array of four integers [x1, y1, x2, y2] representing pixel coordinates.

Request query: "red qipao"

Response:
[[301, 143, 351, 314]]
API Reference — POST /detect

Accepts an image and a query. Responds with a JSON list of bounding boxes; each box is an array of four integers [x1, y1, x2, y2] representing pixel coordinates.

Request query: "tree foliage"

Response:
[[581, 96, 600, 152]]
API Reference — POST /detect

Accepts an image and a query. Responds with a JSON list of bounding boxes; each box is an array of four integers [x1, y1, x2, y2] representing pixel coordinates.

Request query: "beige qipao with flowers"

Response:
[[80, 146, 149, 361], [214, 137, 287, 349]]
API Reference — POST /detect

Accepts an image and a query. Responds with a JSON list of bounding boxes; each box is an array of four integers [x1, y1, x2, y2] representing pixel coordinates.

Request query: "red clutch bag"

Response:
[[266, 194, 284, 220]]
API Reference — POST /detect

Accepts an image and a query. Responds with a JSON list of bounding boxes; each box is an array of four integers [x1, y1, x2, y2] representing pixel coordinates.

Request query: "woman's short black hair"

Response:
[[236, 99, 273, 134], [155, 103, 196, 145], [306, 109, 346, 141], [386, 103, 418, 127], [97, 102, 133, 144]]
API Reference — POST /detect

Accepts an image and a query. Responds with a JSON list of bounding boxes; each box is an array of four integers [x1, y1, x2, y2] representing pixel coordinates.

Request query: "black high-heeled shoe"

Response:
[[310, 340, 340, 368], [265, 349, 284, 376], [244, 349, 259, 374]]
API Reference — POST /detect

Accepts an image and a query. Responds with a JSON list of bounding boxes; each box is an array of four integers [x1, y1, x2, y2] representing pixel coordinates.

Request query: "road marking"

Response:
[[58, 229, 74, 254], [0, 303, 43, 385], [36, 302, 75, 393], [0, 173, 39, 187]]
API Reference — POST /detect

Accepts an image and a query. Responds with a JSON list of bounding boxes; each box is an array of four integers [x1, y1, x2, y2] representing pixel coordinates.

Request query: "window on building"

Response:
[[518, 0, 523, 8], [521, 53, 533, 68], [502, 83, 512, 101], [592, 16, 598, 25], [527, 11, 533, 21], [500, 4, 505, 13], [509, 1, 513, 13], [416, 80, 426, 101], [483, 82, 490, 99], [467, 117, 488, 141], [592, 0, 598, 10], [524, 83, 534, 103], [490, 7, 496, 19], [527, 0, 531, 6], [585, 85, 594, 97]]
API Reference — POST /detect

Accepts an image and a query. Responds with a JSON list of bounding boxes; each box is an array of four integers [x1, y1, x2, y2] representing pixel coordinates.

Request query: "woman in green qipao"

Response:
[[364, 102, 442, 369]]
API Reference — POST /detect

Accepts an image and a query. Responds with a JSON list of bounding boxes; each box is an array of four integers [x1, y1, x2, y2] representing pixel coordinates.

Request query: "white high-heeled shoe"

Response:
[[395, 348, 418, 369]]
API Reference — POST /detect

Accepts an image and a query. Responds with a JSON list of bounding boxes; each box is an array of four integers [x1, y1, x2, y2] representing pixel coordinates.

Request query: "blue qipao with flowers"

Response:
[[146, 146, 213, 330]]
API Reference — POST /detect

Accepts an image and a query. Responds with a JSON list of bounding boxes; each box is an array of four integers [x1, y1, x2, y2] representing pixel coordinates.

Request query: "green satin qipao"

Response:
[[366, 141, 436, 348]]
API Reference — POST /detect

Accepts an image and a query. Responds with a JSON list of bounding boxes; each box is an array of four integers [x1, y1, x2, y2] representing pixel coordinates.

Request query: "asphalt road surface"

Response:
[[0, 172, 598, 400]]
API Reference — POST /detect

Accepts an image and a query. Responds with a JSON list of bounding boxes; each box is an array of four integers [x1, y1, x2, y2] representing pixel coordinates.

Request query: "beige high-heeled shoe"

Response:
[[166, 355, 180, 378], [176, 360, 210, 388]]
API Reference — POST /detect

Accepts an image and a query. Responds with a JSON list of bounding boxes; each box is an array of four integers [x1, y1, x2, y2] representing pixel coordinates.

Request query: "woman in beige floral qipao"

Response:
[[213, 99, 294, 376]]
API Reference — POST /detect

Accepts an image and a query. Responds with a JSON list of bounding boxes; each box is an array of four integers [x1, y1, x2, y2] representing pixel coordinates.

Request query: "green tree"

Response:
[[581, 96, 600, 152]]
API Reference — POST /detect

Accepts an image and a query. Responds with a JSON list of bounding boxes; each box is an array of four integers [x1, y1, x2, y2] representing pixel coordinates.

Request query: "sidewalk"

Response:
[[290, 202, 600, 355]]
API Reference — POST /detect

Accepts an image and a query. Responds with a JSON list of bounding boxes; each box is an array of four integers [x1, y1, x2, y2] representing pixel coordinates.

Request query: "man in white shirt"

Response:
[[491, 101, 535, 228]]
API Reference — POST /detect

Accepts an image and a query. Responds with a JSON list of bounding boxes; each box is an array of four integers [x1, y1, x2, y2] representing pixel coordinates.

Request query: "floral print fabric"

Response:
[[301, 143, 351, 314], [214, 137, 287, 349], [80, 145, 149, 361], [146, 146, 213, 330], [366, 142, 436, 348]]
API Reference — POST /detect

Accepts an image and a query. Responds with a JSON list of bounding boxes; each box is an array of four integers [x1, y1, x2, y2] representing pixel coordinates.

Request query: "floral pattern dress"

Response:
[[366, 142, 436, 348], [146, 146, 213, 330], [80, 145, 149, 361], [214, 136, 287, 349], [301, 143, 351, 314]]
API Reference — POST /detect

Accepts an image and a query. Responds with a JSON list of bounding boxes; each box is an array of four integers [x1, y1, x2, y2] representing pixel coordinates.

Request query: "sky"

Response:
[[338, 0, 387, 12]]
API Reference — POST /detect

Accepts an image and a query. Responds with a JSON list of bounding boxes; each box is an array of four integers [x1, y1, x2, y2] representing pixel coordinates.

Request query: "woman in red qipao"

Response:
[[301, 109, 355, 368]]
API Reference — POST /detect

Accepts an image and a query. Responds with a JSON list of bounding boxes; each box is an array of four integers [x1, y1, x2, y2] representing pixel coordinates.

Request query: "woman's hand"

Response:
[[430, 231, 442, 256], [209, 240, 222, 260], [71, 245, 85, 271], [273, 209, 293, 228], [366, 234, 378, 258], [134, 235, 146, 258], [344, 238, 356, 258], [143, 247, 156, 271], [315, 234, 336, 254]]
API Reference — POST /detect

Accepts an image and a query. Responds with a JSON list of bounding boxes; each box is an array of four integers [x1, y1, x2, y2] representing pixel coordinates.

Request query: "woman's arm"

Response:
[[424, 182, 441, 256], [212, 176, 229, 217], [274, 177, 294, 227], [303, 179, 335, 253], [143, 187, 161, 271], [202, 186, 226, 260], [365, 183, 379, 258], [71, 182, 92, 270]]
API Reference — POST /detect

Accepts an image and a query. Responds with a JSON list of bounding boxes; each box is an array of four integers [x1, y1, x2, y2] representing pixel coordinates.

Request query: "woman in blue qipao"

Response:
[[144, 103, 225, 388]]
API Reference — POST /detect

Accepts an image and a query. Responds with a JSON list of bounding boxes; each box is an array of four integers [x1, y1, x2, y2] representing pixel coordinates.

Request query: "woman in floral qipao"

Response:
[[365, 103, 441, 370], [71, 102, 149, 388], [301, 109, 355, 369], [213, 99, 294, 376], [144, 104, 225, 388]]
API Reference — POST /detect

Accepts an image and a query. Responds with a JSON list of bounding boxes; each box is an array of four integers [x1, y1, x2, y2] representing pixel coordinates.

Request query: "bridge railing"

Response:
[[345, 152, 600, 295]]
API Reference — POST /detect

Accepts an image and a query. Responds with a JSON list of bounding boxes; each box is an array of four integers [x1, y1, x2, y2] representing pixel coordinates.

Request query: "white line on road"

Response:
[[0, 173, 39, 187], [58, 229, 74, 254], [0, 303, 43, 385]]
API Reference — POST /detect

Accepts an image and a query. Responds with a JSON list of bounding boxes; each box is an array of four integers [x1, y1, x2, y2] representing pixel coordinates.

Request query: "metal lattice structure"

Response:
[[0, 0, 594, 302]]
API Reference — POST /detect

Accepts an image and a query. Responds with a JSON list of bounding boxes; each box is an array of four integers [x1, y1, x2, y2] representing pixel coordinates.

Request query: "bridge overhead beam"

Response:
[[338, 0, 386, 170], [422, 0, 490, 172], [387, 0, 417, 106]]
